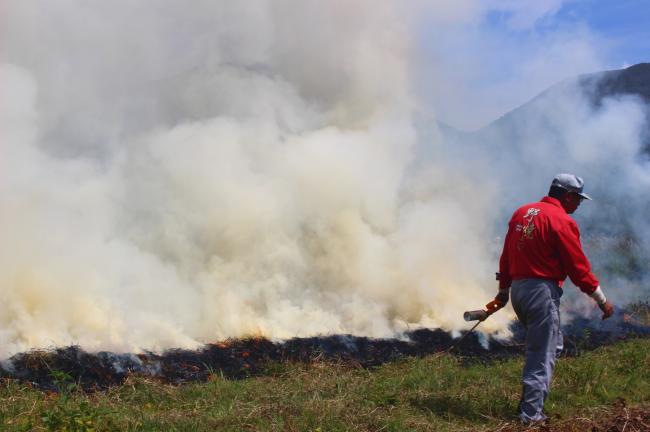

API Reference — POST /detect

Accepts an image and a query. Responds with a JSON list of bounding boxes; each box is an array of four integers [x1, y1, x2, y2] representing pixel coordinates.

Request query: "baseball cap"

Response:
[[551, 173, 592, 200]]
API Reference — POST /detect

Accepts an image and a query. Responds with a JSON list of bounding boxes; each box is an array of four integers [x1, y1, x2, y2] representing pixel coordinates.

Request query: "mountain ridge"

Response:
[[477, 62, 650, 140]]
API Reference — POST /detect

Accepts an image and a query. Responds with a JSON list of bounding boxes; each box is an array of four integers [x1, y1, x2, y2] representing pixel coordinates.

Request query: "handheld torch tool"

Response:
[[448, 300, 504, 353], [464, 299, 503, 322]]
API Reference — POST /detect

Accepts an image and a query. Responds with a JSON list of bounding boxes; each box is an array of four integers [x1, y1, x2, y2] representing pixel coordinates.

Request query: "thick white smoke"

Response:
[[437, 74, 650, 318], [0, 1, 511, 356], [0, 1, 646, 357]]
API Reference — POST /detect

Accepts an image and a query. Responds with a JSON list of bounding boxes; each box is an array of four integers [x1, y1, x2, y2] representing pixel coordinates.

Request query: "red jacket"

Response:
[[498, 196, 599, 294]]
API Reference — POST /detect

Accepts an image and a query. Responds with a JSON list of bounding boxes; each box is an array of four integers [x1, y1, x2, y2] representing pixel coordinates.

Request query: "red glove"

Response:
[[485, 289, 509, 315]]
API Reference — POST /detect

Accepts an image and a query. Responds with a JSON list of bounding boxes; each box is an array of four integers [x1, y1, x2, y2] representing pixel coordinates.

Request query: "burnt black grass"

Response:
[[1, 339, 649, 431]]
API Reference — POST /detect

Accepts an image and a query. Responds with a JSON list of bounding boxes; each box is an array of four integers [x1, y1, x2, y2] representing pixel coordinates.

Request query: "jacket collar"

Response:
[[541, 196, 564, 210]]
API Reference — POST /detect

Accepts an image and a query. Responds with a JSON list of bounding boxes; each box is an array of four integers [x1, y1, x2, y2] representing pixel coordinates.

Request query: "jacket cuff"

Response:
[[589, 286, 607, 305]]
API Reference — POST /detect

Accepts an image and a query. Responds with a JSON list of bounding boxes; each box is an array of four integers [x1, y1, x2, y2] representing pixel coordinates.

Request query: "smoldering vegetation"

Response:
[[1, 303, 648, 392], [0, 2, 649, 364], [0, 1, 512, 357]]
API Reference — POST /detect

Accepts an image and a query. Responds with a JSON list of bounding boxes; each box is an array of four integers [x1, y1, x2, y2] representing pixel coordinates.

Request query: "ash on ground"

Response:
[[1, 306, 648, 392]]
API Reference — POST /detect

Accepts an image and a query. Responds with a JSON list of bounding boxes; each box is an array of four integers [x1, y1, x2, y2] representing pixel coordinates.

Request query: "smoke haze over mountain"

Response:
[[439, 64, 650, 310], [0, 1, 648, 357]]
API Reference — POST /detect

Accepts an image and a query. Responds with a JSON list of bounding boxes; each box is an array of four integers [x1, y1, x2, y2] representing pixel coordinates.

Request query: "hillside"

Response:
[[582, 63, 650, 105], [481, 63, 650, 152]]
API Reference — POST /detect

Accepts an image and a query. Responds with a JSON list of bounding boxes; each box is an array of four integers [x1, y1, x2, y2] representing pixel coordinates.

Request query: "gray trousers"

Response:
[[510, 279, 564, 423]]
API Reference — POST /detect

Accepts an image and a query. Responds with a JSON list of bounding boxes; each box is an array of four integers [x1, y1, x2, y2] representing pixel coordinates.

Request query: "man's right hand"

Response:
[[485, 288, 510, 315], [598, 300, 614, 320]]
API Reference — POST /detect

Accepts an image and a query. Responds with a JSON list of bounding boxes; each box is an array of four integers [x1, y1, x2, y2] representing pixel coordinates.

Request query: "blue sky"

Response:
[[556, 0, 650, 67], [416, 0, 650, 130], [482, 0, 650, 67]]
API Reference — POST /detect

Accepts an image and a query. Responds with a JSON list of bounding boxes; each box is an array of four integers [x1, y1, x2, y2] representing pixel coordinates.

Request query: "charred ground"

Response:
[[2, 304, 648, 393]]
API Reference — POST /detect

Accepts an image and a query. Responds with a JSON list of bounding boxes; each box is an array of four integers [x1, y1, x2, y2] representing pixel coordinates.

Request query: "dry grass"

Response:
[[0, 339, 648, 431]]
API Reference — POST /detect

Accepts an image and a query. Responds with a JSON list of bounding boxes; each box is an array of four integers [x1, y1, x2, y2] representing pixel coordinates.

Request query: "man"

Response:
[[488, 173, 615, 424]]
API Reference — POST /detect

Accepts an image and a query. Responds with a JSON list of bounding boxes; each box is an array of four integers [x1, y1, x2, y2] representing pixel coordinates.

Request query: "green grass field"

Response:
[[1, 339, 648, 431]]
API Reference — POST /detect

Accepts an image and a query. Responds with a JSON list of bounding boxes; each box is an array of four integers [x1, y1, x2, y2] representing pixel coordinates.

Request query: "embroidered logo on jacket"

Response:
[[516, 208, 540, 249]]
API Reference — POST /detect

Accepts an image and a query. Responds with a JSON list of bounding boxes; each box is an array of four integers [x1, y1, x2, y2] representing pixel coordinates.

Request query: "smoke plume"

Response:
[[0, 1, 646, 356]]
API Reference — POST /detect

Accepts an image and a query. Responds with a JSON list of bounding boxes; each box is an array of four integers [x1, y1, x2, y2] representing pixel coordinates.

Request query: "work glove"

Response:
[[589, 286, 614, 320], [485, 288, 510, 314], [598, 300, 614, 320]]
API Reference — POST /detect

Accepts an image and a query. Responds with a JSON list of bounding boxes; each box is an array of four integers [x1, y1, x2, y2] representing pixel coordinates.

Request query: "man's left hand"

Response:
[[599, 300, 614, 320]]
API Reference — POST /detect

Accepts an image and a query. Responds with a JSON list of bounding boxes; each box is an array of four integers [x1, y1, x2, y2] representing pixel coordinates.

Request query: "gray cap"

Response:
[[551, 173, 592, 200]]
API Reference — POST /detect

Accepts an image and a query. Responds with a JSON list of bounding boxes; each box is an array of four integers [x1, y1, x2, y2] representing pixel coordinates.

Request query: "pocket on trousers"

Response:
[[550, 302, 561, 353]]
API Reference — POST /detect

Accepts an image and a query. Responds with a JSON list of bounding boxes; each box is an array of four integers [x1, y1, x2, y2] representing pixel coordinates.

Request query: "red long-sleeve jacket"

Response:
[[498, 196, 599, 294]]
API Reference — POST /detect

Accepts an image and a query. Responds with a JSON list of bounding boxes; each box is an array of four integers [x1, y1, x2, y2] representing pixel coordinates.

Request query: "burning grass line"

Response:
[[1, 341, 649, 431], [5, 309, 650, 393]]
